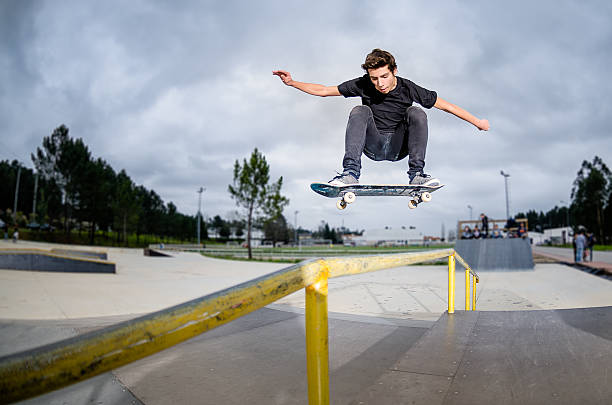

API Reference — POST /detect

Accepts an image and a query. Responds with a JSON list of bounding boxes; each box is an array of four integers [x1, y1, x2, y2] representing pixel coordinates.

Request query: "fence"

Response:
[[0, 248, 476, 405]]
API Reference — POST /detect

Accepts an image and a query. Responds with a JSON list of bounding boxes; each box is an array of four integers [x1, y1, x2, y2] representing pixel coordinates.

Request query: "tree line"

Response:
[[516, 156, 612, 244], [1, 125, 198, 245]]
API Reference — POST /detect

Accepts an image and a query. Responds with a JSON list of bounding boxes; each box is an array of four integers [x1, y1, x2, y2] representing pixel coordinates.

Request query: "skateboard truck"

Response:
[[337, 190, 432, 210], [336, 191, 356, 210]]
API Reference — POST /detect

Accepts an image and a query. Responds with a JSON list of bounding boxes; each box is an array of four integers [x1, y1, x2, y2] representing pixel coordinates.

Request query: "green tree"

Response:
[[263, 214, 290, 246], [32, 125, 92, 234], [77, 158, 116, 244], [571, 156, 611, 243], [228, 148, 289, 259], [112, 170, 140, 245]]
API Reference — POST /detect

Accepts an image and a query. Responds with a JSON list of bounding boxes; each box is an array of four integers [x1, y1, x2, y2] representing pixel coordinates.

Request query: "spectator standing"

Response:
[[518, 222, 527, 239], [480, 213, 489, 238], [12, 228, 19, 243], [575, 230, 587, 263], [586, 232, 596, 262]]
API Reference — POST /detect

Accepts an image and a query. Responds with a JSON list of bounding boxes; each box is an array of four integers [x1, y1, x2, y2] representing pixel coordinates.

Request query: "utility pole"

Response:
[[13, 165, 21, 223], [560, 200, 570, 228], [294, 210, 299, 249], [197, 187, 205, 245], [32, 173, 38, 224], [500, 170, 511, 219]]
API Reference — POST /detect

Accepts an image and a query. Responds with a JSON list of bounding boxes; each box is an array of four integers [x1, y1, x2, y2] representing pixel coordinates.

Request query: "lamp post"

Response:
[[13, 166, 21, 223], [467, 205, 473, 220], [197, 187, 205, 245], [560, 200, 570, 245], [294, 210, 299, 248], [500, 170, 511, 219], [560, 200, 570, 228]]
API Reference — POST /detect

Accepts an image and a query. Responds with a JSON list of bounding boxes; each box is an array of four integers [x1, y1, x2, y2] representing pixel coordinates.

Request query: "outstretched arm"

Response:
[[273, 70, 341, 97], [434, 97, 490, 131]]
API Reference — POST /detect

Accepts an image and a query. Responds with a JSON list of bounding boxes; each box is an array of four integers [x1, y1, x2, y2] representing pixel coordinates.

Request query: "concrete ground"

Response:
[[3, 241, 612, 322], [2, 240, 612, 404], [534, 245, 612, 263]]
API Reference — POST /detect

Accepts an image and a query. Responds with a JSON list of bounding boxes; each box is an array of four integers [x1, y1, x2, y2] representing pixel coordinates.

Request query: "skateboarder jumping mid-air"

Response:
[[273, 48, 489, 186]]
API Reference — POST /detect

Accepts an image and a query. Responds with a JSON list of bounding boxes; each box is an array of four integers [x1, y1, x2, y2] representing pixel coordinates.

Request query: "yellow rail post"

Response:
[[472, 275, 478, 311], [465, 268, 470, 311], [305, 267, 330, 405], [448, 254, 455, 314]]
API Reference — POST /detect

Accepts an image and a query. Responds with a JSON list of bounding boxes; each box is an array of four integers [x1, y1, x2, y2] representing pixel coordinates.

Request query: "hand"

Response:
[[477, 119, 490, 131], [272, 70, 293, 86]]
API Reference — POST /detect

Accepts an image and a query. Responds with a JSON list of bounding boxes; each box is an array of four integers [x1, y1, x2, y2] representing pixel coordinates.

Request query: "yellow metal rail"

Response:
[[0, 248, 477, 405]]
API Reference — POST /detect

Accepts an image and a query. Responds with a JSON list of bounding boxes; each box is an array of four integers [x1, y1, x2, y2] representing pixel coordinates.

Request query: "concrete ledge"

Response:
[[0, 249, 115, 274], [143, 248, 172, 257], [50, 249, 108, 260]]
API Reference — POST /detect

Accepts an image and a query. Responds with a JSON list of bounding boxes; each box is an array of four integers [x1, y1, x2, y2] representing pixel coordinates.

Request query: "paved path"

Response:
[[534, 246, 612, 275], [534, 246, 612, 264]]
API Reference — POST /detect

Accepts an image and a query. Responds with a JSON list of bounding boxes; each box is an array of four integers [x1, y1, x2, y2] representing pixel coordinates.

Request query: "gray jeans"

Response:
[[342, 105, 428, 179]]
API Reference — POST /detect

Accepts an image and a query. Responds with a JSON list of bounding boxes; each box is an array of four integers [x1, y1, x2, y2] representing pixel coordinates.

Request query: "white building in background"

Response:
[[347, 227, 426, 246], [530, 226, 572, 245]]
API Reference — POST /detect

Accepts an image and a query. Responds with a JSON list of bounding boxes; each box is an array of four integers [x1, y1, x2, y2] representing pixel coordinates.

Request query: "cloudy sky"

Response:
[[1, 1, 611, 237]]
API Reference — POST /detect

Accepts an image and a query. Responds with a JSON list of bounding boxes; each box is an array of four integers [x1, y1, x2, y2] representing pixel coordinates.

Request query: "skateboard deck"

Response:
[[310, 182, 444, 210]]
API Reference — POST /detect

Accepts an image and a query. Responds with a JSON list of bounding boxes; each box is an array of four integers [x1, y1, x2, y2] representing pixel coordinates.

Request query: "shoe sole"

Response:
[[410, 178, 441, 187]]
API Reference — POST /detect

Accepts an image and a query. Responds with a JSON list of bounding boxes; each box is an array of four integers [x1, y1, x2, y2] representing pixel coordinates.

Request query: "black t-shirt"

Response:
[[338, 75, 437, 131]]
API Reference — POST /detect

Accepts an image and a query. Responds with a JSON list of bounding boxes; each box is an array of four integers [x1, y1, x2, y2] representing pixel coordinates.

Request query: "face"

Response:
[[367, 65, 397, 94]]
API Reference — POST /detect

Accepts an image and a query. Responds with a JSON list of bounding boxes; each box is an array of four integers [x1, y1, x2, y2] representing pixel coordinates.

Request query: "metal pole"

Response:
[[305, 270, 329, 405], [467, 205, 472, 221], [294, 210, 299, 248], [197, 187, 204, 245], [560, 200, 569, 228], [472, 276, 478, 311], [448, 255, 455, 314], [465, 269, 470, 311], [32, 173, 38, 223], [13, 166, 21, 223], [501, 170, 510, 219]]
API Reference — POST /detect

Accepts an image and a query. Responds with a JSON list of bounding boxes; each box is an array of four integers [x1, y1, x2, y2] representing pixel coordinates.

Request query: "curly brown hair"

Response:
[[361, 49, 397, 72]]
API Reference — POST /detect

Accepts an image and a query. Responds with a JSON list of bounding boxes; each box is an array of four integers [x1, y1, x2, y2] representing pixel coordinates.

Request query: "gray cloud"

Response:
[[1, 0, 610, 236]]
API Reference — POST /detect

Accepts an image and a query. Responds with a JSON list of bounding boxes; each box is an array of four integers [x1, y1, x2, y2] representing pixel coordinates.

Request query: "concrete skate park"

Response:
[[1, 239, 612, 404]]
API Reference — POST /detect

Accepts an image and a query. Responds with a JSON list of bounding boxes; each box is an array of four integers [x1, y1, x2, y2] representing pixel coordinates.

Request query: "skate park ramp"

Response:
[[454, 238, 534, 271], [0, 248, 115, 273], [143, 247, 172, 257], [50, 248, 108, 260], [7, 305, 611, 404]]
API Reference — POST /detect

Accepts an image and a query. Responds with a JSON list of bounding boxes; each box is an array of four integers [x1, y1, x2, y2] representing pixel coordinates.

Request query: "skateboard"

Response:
[[310, 182, 444, 210]]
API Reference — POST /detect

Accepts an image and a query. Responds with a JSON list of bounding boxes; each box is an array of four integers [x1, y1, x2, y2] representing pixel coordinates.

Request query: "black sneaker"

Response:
[[409, 172, 440, 187], [328, 172, 359, 186]]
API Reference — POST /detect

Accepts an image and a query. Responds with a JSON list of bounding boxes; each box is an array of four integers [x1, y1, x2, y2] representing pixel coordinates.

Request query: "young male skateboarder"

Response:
[[273, 48, 490, 186]]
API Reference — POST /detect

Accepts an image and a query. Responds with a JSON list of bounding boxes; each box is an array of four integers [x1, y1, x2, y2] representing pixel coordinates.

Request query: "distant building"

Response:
[[347, 227, 425, 246], [536, 226, 572, 245]]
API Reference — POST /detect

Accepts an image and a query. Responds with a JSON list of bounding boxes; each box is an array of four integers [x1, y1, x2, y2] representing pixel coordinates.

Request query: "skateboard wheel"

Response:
[[408, 199, 418, 209], [421, 192, 432, 202], [344, 192, 356, 204], [336, 199, 347, 210]]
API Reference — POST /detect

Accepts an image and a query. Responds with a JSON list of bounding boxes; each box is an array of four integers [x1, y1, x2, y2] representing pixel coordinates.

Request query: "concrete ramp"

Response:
[[454, 238, 534, 271], [0, 249, 115, 273], [366, 307, 612, 404], [143, 248, 172, 257], [50, 248, 108, 260]]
